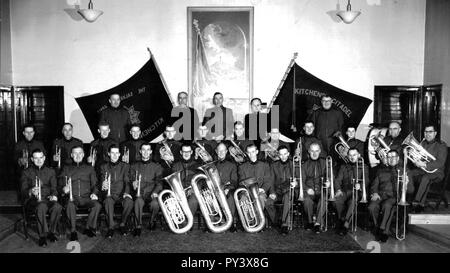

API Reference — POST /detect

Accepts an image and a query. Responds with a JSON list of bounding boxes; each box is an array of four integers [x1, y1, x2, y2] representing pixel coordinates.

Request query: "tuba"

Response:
[[234, 177, 265, 233], [369, 132, 390, 165], [395, 148, 409, 241], [228, 139, 248, 164], [158, 171, 194, 234], [191, 162, 233, 233], [159, 137, 175, 167], [334, 132, 350, 163], [193, 140, 213, 163], [402, 132, 437, 174]]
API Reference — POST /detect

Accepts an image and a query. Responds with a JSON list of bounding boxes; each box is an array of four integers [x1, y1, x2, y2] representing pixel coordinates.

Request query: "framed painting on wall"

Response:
[[187, 6, 254, 125]]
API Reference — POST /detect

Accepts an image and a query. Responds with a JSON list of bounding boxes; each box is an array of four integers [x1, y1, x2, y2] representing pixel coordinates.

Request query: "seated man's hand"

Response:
[[123, 193, 132, 199], [335, 189, 343, 197], [355, 183, 361, 191], [48, 195, 58, 202], [371, 193, 381, 201], [132, 181, 138, 190], [269, 193, 276, 200], [307, 188, 315, 196], [151, 193, 158, 199], [63, 185, 70, 194], [90, 193, 98, 200]]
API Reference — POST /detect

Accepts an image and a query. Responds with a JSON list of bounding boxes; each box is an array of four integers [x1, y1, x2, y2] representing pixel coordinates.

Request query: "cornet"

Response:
[[334, 132, 350, 163], [35, 176, 42, 202], [56, 145, 61, 169], [65, 176, 73, 202], [158, 171, 194, 234], [193, 140, 213, 163], [228, 139, 248, 164], [89, 147, 97, 167], [234, 177, 266, 233], [191, 162, 233, 233], [396, 148, 409, 241], [402, 132, 437, 174], [160, 137, 174, 167]]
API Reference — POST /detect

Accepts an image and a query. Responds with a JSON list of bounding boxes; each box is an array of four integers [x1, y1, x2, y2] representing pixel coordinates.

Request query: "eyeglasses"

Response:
[[424, 130, 435, 133], [387, 155, 399, 159]]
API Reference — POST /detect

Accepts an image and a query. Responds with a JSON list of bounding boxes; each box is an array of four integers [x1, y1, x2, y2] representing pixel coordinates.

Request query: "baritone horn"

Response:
[[191, 162, 233, 233], [228, 139, 248, 164], [234, 177, 265, 233], [395, 148, 409, 241], [334, 132, 350, 163], [193, 140, 213, 163], [370, 132, 390, 165], [159, 137, 174, 167], [158, 171, 194, 234], [402, 132, 437, 174]]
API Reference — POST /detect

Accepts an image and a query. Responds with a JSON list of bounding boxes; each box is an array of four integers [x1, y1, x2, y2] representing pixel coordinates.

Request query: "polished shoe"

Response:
[[38, 237, 47, 247], [379, 233, 389, 243], [281, 226, 289, 235], [313, 224, 321, 234], [47, 232, 58, 243], [106, 229, 114, 239], [133, 228, 141, 237], [85, 228, 96, 238], [119, 225, 128, 236], [70, 231, 78, 241]]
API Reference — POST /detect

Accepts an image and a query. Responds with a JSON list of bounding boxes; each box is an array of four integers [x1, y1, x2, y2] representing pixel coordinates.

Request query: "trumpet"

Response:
[[234, 177, 265, 233], [228, 139, 248, 164], [135, 170, 142, 197], [65, 176, 73, 202], [191, 162, 233, 233], [89, 147, 97, 167], [402, 132, 437, 174], [122, 146, 130, 164], [22, 149, 29, 169], [370, 132, 390, 165], [193, 140, 213, 163], [56, 145, 61, 169], [326, 156, 335, 201], [35, 176, 42, 202], [158, 171, 194, 234], [396, 148, 409, 241], [334, 132, 350, 163], [160, 137, 174, 167]]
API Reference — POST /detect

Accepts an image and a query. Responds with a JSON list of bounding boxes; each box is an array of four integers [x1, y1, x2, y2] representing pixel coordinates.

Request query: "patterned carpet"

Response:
[[89, 227, 363, 253]]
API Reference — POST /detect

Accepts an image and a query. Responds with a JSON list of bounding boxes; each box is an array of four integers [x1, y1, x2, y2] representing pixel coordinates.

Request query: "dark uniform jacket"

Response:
[[302, 158, 327, 193], [20, 165, 57, 200], [238, 160, 274, 195], [370, 166, 400, 200], [14, 139, 46, 168], [90, 137, 117, 169], [334, 162, 369, 193], [383, 135, 403, 155], [271, 160, 293, 195], [99, 161, 130, 198], [58, 162, 98, 199], [309, 107, 344, 153], [215, 159, 238, 191], [120, 139, 145, 164], [130, 160, 164, 198], [99, 106, 131, 143], [154, 139, 182, 164], [51, 137, 83, 167], [420, 139, 448, 178], [203, 106, 234, 138], [294, 135, 326, 161], [171, 158, 201, 189]]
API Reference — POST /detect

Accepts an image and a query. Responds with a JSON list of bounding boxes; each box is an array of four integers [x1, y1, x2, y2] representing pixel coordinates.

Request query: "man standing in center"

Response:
[[202, 92, 234, 141], [99, 93, 132, 144]]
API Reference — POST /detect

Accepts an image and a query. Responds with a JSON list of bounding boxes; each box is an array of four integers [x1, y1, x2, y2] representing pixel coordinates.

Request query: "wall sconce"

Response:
[[78, 0, 103, 22], [337, 0, 361, 24]]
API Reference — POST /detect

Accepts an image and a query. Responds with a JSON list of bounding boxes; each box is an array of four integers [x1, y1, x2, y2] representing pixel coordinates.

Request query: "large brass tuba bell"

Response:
[[233, 177, 266, 233], [191, 162, 233, 233], [158, 171, 194, 234], [402, 131, 437, 173]]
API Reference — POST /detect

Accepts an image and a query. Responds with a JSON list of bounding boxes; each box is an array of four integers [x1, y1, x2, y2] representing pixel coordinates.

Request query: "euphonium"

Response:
[[193, 140, 213, 163], [234, 177, 265, 233], [320, 177, 329, 231], [160, 137, 174, 167], [158, 171, 194, 234], [370, 132, 390, 165], [395, 148, 409, 241], [402, 131, 437, 174], [334, 132, 351, 163], [191, 162, 233, 233], [228, 139, 247, 164]]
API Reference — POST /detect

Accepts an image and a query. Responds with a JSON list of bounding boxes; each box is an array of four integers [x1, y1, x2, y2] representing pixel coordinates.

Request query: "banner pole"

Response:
[[268, 52, 298, 110], [147, 47, 175, 106]]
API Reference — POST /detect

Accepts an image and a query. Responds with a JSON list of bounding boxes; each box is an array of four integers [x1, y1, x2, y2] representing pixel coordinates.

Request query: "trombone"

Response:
[[349, 178, 359, 233], [320, 177, 329, 231], [135, 170, 142, 198], [288, 142, 304, 230], [326, 156, 335, 202], [396, 148, 409, 241]]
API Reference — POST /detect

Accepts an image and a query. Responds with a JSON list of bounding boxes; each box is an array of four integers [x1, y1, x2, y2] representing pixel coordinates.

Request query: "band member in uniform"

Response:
[[51, 123, 83, 170], [129, 143, 163, 236], [14, 124, 46, 171], [271, 145, 298, 235], [171, 143, 201, 218], [227, 121, 254, 164], [293, 120, 326, 162], [87, 122, 117, 173], [244, 98, 269, 146], [100, 144, 133, 238], [238, 144, 276, 228], [99, 93, 132, 143], [309, 95, 344, 154], [408, 124, 448, 213], [59, 146, 101, 241], [368, 150, 411, 242], [120, 124, 145, 164], [20, 149, 62, 246], [383, 121, 404, 155], [202, 92, 234, 141], [171, 91, 200, 141], [260, 128, 290, 163], [154, 126, 182, 171], [344, 125, 365, 160], [333, 148, 369, 235], [194, 125, 215, 161], [214, 142, 238, 232], [302, 142, 328, 234]]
